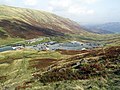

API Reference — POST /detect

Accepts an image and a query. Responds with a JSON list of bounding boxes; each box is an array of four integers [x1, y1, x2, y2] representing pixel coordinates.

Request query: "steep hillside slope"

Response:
[[0, 5, 88, 39]]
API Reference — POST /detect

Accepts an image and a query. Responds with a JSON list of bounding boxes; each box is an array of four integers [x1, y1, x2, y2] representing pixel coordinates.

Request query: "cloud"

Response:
[[81, 0, 98, 4], [49, 0, 72, 8], [24, 0, 38, 6], [2, 0, 16, 5], [49, 0, 95, 15], [68, 5, 94, 15], [4, 0, 13, 3], [47, 6, 54, 12], [87, 10, 94, 14]]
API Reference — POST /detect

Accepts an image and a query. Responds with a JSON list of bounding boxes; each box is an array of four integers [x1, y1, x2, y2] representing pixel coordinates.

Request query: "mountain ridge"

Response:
[[0, 5, 90, 39]]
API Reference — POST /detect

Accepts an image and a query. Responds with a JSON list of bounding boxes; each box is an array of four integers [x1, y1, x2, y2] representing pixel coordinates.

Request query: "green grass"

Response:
[[0, 27, 8, 38], [0, 49, 70, 89], [0, 38, 24, 47], [25, 37, 50, 46], [0, 27, 6, 33]]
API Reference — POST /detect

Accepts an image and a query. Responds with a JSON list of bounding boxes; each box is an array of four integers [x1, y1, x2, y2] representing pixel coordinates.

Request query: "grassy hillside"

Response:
[[0, 5, 90, 39], [0, 46, 119, 89]]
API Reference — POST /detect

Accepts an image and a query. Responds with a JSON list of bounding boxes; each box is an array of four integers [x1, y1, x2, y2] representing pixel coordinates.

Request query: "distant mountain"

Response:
[[99, 22, 120, 33], [82, 22, 120, 34], [0, 5, 90, 39], [81, 26, 113, 34]]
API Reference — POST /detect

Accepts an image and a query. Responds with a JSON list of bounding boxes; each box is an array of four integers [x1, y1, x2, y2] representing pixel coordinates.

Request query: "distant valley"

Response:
[[82, 22, 120, 34]]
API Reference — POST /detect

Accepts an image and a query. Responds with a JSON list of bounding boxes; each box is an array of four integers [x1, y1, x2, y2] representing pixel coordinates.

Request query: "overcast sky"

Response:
[[0, 0, 120, 24]]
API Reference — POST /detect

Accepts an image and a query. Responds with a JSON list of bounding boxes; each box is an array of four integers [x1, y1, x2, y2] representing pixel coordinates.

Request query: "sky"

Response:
[[0, 0, 120, 24]]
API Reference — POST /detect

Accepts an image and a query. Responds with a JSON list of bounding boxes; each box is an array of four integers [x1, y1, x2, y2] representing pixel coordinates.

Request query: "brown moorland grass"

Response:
[[57, 49, 90, 55], [32, 46, 120, 83], [29, 58, 57, 69]]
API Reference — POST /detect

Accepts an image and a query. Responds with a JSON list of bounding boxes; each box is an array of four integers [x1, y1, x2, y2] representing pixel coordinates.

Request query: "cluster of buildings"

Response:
[[25, 41, 101, 51], [0, 40, 102, 52]]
